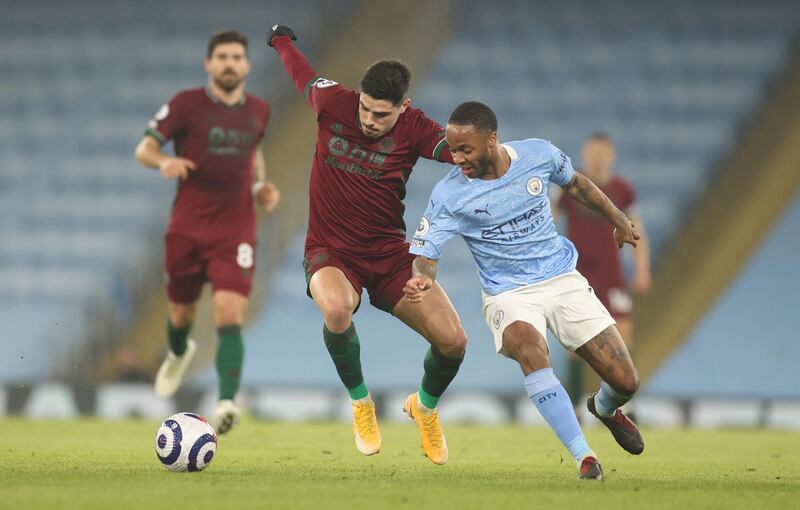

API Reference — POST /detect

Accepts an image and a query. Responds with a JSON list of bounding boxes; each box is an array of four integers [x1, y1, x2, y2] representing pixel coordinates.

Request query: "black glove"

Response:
[[266, 24, 297, 47]]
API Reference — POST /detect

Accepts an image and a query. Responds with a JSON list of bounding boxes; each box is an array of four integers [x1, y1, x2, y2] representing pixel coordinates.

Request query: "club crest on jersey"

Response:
[[492, 310, 504, 329], [526, 177, 543, 196], [415, 217, 431, 237], [328, 135, 349, 156], [313, 77, 338, 89]]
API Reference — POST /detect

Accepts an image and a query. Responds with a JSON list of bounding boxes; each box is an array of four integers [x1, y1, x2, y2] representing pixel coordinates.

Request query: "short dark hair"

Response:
[[207, 29, 249, 58], [448, 101, 498, 133], [588, 132, 613, 143], [360, 60, 411, 106]]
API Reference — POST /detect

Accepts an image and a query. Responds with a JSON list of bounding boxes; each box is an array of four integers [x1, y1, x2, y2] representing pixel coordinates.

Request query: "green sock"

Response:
[[216, 325, 244, 401], [323, 322, 368, 400], [167, 319, 191, 356], [419, 346, 464, 409], [565, 357, 585, 404]]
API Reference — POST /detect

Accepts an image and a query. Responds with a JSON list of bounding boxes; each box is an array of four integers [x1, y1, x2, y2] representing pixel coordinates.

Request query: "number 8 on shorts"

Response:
[[236, 243, 254, 269]]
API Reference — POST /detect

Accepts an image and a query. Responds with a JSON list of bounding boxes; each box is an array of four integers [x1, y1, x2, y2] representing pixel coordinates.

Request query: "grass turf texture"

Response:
[[1, 419, 798, 509]]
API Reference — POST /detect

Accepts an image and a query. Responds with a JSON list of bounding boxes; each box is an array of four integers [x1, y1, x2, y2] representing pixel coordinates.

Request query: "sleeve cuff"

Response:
[[145, 128, 167, 146], [409, 240, 440, 259], [432, 138, 448, 160]]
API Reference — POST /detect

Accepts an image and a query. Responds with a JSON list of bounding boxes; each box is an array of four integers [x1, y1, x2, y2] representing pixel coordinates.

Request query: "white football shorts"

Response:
[[481, 270, 616, 356]]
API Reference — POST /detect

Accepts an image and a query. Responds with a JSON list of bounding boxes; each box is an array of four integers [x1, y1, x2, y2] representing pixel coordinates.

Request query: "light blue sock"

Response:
[[595, 381, 633, 417], [524, 367, 593, 464]]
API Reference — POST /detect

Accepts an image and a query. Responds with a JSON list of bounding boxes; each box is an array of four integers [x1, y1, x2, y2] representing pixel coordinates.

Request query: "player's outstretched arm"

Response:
[[405, 256, 439, 303], [265, 25, 320, 100], [561, 172, 640, 248], [134, 136, 197, 180]]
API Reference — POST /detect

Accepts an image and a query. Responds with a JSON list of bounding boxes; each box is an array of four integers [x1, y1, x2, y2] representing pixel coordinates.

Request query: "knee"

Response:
[[612, 368, 640, 396], [436, 325, 467, 358], [319, 300, 355, 333], [169, 304, 195, 327], [502, 321, 549, 366], [214, 298, 244, 326]]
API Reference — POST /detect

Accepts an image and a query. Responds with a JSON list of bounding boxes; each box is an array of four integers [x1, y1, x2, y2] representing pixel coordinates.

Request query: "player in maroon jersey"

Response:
[[557, 133, 651, 406], [134, 30, 280, 435], [265, 24, 466, 464]]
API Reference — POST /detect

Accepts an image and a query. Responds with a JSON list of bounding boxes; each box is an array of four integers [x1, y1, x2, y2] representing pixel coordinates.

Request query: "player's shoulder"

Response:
[[504, 138, 559, 161], [399, 105, 440, 129], [244, 93, 271, 112], [430, 166, 471, 203], [172, 87, 207, 103], [401, 105, 427, 122], [244, 93, 269, 108], [338, 88, 359, 105], [318, 87, 358, 117]]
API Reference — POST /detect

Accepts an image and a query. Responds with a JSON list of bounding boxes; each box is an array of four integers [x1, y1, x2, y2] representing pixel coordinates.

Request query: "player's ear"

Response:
[[399, 97, 411, 112], [203, 58, 211, 74]]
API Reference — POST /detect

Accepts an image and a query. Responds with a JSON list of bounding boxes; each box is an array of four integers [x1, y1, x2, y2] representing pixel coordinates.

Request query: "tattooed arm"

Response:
[[404, 256, 439, 303], [561, 172, 640, 248]]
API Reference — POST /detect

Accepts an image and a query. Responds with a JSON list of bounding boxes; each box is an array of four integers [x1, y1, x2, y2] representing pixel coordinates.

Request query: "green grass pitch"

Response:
[[1, 419, 798, 509]]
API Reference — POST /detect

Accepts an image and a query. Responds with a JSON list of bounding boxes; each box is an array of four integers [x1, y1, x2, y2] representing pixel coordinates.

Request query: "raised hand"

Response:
[[266, 24, 297, 47]]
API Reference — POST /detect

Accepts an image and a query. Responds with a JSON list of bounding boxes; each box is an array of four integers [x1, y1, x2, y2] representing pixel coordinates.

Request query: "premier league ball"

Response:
[[155, 412, 217, 472]]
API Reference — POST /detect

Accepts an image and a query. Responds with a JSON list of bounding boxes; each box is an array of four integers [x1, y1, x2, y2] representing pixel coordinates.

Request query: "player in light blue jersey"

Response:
[[406, 102, 644, 481]]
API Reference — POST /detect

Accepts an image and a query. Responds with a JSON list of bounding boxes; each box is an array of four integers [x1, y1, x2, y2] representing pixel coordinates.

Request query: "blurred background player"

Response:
[[266, 24, 466, 464], [406, 102, 645, 479], [557, 133, 651, 410], [134, 30, 280, 434]]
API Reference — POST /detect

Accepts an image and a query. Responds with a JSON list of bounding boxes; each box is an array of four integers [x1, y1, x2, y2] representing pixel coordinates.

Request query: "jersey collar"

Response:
[[501, 143, 518, 160], [205, 87, 246, 107], [463, 143, 518, 183], [461, 143, 519, 182]]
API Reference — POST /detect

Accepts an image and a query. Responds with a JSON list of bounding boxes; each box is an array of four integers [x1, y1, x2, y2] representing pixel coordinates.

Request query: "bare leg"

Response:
[[576, 325, 644, 455], [168, 301, 196, 328], [310, 267, 379, 454], [309, 266, 360, 333], [212, 290, 248, 326], [575, 325, 639, 395], [612, 316, 637, 415], [392, 281, 466, 357], [615, 316, 634, 349], [394, 283, 466, 465], [500, 321, 551, 375], [503, 321, 598, 471]]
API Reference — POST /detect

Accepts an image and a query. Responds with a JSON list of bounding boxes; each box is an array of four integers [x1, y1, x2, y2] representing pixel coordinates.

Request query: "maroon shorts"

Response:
[[164, 232, 256, 303], [302, 243, 414, 313]]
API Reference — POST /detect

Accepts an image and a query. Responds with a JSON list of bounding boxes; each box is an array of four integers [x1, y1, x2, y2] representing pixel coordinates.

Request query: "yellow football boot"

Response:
[[403, 392, 448, 465], [352, 399, 381, 455]]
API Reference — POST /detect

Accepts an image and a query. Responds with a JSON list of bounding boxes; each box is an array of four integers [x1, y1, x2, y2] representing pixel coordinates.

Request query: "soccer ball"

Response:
[[155, 412, 217, 472]]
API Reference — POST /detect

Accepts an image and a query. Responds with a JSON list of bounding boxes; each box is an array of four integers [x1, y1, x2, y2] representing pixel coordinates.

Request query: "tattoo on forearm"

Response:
[[565, 174, 625, 226], [412, 257, 438, 281]]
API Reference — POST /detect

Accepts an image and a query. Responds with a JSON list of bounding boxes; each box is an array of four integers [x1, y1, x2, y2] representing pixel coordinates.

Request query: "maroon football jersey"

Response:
[[145, 87, 271, 238], [559, 173, 636, 286], [273, 37, 453, 255]]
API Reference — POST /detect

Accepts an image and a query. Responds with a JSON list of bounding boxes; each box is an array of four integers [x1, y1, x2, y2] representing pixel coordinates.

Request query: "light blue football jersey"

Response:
[[409, 138, 578, 295]]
